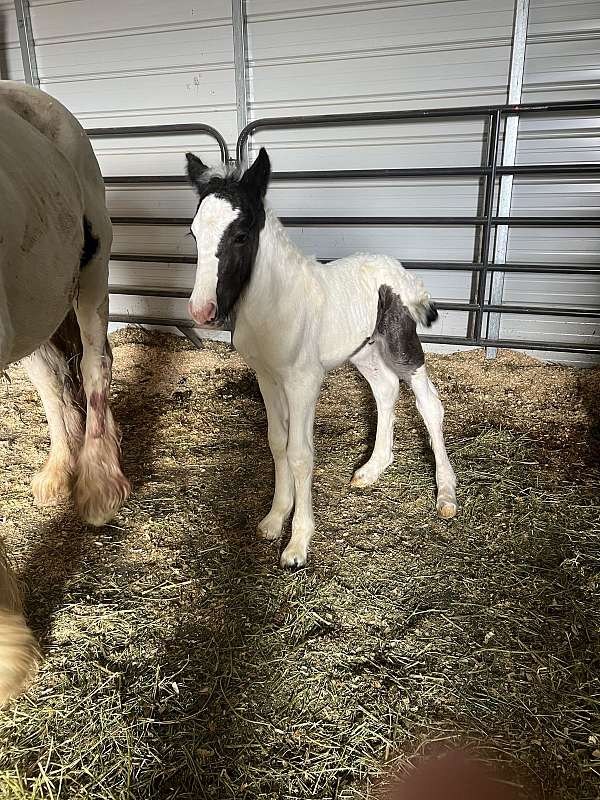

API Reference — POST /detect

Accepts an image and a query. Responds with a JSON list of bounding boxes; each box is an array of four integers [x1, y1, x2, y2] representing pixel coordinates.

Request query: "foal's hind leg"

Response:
[[350, 345, 399, 487], [72, 233, 130, 525], [408, 365, 457, 519], [23, 340, 84, 506]]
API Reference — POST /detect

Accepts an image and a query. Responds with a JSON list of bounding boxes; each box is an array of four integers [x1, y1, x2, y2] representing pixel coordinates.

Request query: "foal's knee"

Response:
[[287, 448, 312, 481]]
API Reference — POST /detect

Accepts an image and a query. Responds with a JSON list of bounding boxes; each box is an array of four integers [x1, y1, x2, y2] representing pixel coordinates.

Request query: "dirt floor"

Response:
[[0, 329, 598, 800]]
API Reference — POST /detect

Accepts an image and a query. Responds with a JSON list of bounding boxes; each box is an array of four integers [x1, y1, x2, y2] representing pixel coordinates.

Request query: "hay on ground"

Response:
[[0, 328, 598, 800]]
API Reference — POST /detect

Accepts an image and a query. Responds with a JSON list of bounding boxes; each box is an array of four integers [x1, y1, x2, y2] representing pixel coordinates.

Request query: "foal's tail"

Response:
[[396, 272, 439, 328]]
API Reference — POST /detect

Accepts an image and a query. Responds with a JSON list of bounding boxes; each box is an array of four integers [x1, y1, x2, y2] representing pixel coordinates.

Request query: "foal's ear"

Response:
[[241, 147, 271, 198], [186, 152, 211, 191]]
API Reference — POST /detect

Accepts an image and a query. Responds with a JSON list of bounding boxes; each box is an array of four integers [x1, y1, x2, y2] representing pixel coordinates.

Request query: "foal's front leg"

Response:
[[256, 372, 294, 541], [280, 374, 322, 568]]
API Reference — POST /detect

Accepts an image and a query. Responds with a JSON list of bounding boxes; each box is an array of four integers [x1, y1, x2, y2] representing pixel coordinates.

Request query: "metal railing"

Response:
[[97, 99, 600, 356]]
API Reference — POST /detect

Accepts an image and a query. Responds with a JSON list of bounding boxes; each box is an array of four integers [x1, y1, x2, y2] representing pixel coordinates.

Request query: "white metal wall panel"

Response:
[[246, 0, 515, 346], [3, 1, 599, 361], [0, 1, 25, 80], [501, 0, 600, 365], [19, 0, 236, 329]]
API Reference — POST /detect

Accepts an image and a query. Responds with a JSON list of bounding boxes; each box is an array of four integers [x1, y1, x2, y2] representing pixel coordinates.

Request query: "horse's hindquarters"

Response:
[[0, 105, 85, 365]]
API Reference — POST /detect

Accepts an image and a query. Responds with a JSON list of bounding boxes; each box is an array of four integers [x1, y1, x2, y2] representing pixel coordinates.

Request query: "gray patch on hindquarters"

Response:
[[368, 284, 425, 379]]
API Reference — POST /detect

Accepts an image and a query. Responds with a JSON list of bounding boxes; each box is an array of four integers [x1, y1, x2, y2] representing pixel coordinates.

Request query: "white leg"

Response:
[[408, 365, 457, 518], [280, 375, 322, 568], [350, 344, 400, 487], [23, 342, 84, 506], [73, 253, 130, 525], [256, 372, 294, 541]]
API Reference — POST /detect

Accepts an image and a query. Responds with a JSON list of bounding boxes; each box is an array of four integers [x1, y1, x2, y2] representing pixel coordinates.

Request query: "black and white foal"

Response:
[[186, 148, 457, 568]]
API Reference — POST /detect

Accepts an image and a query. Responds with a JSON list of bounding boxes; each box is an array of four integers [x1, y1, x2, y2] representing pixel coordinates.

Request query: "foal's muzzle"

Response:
[[188, 300, 217, 326]]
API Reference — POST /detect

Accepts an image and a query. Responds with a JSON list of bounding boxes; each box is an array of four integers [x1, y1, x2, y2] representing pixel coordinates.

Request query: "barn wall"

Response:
[[502, 0, 600, 366], [1, 0, 599, 363]]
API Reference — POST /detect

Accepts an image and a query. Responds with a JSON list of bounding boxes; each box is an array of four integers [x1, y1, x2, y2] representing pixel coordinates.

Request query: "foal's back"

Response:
[[314, 253, 429, 370]]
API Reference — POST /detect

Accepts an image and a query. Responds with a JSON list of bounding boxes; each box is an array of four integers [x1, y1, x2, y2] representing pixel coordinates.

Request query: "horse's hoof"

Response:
[[75, 473, 131, 527], [31, 462, 71, 507]]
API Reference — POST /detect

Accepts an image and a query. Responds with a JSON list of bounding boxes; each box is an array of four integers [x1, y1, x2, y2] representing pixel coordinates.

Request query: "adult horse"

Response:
[[0, 81, 130, 704]]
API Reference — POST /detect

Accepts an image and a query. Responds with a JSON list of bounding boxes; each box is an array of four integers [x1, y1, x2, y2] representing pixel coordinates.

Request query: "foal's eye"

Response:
[[233, 232, 248, 245]]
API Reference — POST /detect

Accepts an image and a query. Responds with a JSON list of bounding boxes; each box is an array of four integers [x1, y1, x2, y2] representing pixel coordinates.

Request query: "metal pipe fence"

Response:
[[94, 99, 600, 356]]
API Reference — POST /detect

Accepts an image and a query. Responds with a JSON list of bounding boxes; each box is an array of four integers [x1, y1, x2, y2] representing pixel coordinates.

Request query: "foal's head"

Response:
[[185, 148, 271, 326]]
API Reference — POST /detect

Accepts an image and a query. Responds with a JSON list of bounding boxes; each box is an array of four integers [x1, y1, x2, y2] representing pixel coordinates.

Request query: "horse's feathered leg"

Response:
[[23, 310, 85, 506], [72, 220, 130, 526]]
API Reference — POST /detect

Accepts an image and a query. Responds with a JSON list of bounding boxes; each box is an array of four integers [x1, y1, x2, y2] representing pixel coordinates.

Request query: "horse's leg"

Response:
[[72, 228, 130, 526], [280, 373, 322, 568], [407, 365, 457, 519], [0, 540, 39, 705], [256, 371, 294, 541], [350, 344, 400, 487], [23, 327, 84, 506]]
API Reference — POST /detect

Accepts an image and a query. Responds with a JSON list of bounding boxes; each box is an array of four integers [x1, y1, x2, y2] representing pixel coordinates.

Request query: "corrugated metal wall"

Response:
[[1, 0, 598, 363], [503, 0, 600, 365]]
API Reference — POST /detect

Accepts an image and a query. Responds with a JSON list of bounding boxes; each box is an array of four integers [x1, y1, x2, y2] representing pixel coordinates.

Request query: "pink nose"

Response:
[[189, 300, 217, 325]]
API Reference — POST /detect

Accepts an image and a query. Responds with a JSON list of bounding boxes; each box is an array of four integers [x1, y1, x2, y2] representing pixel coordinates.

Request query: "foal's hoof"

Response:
[[31, 462, 71, 507], [437, 499, 457, 519], [280, 543, 307, 569], [257, 513, 284, 542], [351, 458, 392, 488]]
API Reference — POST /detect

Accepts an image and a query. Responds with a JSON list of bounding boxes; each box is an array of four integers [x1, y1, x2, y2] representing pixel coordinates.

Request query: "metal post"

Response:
[[486, 0, 530, 357], [231, 0, 250, 166], [14, 0, 39, 86]]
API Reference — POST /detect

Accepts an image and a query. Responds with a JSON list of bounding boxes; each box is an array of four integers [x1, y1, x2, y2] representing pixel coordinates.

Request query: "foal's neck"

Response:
[[246, 208, 313, 300]]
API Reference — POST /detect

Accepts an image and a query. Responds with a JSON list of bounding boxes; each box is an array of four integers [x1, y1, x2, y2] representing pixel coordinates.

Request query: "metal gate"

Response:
[[97, 98, 600, 357]]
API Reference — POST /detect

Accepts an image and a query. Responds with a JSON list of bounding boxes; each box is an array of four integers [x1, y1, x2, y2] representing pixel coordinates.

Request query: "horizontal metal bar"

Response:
[[111, 252, 197, 264], [109, 284, 190, 298], [497, 163, 600, 176], [110, 215, 485, 227], [86, 122, 230, 163], [272, 167, 488, 181], [110, 214, 599, 228], [109, 313, 195, 328], [108, 253, 600, 276], [112, 217, 192, 226], [107, 315, 599, 355], [483, 304, 600, 318], [102, 164, 600, 187], [419, 334, 600, 355], [493, 216, 600, 226]]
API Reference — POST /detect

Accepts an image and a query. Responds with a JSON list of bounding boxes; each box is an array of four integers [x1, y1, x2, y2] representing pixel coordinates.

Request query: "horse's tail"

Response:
[[0, 543, 39, 706], [395, 271, 438, 328]]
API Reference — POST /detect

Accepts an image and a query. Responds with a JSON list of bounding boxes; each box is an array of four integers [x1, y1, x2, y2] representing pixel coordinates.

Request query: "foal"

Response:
[[186, 148, 457, 568]]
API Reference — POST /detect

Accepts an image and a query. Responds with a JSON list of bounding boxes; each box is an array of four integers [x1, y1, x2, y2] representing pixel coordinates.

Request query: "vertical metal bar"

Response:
[[232, 0, 250, 166], [474, 110, 501, 343], [14, 0, 39, 86], [486, 0, 530, 357]]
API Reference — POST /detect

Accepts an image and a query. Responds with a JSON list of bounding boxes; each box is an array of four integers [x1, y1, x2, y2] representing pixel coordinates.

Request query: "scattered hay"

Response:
[[0, 329, 598, 800]]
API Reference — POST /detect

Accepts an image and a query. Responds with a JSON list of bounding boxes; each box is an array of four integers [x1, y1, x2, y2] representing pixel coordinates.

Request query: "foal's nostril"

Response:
[[189, 300, 217, 325]]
